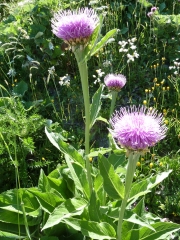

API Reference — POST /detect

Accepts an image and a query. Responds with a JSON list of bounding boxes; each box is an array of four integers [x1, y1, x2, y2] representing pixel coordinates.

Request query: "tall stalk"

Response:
[[109, 91, 118, 118], [117, 152, 140, 240], [74, 48, 93, 194]]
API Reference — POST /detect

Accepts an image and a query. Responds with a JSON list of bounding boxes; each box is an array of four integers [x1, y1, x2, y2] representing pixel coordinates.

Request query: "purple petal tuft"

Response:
[[109, 105, 167, 151], [104, 73, 126, 91], [51, 8, 99, 44]]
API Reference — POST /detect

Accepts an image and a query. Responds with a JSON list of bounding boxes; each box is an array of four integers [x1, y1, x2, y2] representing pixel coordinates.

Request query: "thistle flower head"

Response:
[[104, 73, 126, 92], [147, 12, 153, 18], [109, 106, 167, 153], [151, 7, 157, 12], [51, 8, 99, 47]]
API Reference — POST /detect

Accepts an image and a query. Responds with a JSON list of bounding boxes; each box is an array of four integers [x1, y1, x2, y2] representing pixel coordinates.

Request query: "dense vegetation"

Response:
[[0, 0, 180, 239]]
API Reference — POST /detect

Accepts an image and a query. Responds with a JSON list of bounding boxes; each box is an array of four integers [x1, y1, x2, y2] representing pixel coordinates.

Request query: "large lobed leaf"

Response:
[[90, 29, 117, 57], [63, 218, 116, 240], [98, 154, 125, 199], [0, 188, 41, 226], [42, 198, 88, 231], [123, 222, 180, 240], [129, 170, 172, 201], [90, 84, 104, 129], [45, 127, 85, 166]]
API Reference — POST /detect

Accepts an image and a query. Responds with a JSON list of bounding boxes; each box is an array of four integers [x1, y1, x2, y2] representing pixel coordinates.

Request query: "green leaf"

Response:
[[129, 170, 172, 201], [90, 84, 104, 129], [98, 154, 125, 199], [108, 150, 126, 170], [138, 0, 152, 7], [42, 198, 88, 231], [159, 2, 166, 12], [38, 169, 51, 192], [88, 191, 101, 222], [40, 237, 59, 240], [95, 116, 109, 124], [0, 189, 41, 226], [0, 230, 25, 238], [90, 29, 117, 57], [64, 155, 90, 199], [123, 222, 180, 240], [123, 211, 155, 231], [45, 127, 85, 166], [132, 198, 146, 217], [94, 173, 103, 193], [84, 15, 103, 61], [28, 190, 64, 214], [120, 27, 129, 34], [94, 173, 104, 205], [108, 207, 155, 231], [63, 218, 116, 239], [29, 24, 46, 38], [0, 221, 31, 238], [47, 176, 72, 199], [12, 81, 28, 97], [84, 24, 101, 60], [88, 148, 111, 158], [0, 97, 11, 108]]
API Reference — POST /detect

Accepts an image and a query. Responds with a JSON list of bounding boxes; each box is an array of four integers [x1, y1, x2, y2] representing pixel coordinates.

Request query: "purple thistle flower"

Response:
[[147, 11, 154, 18], [51, 8, 99, 46], [109, 106, 167, 152], [104, 73, 126, 92], [151, 7, 157, 12]]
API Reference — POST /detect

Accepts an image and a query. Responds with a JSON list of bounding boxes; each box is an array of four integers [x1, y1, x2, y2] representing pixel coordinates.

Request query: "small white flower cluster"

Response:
[[118, 38, 139, 63], [7, 68, 16, 77], [103, 60, 112, 68], [59, 74, 70, 86], [48, 66, 55, 75], [93, 69, 105, 84], [169, 59, 180, 75]]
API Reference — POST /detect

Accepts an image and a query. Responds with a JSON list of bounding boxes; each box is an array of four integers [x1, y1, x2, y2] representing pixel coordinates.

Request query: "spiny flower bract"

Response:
[[104, 73, 126, 91], [109, 105, 167, 152], [51, 8, 99, 46]]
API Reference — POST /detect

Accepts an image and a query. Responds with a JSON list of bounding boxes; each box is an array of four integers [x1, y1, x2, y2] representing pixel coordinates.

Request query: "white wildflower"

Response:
[[96, 69, 105, 77], [103, 60, 111, 68], [94, 78, 101, 84], [169, 66, 175, 70], [93, 69, 105, 85], [118, 41, 127, 48], [133, 51, 139, 58], [118, 38, 139, 63], [131, 37, 137, 42], [48, 66, 55, 75], [123, 49, 128, 52], [7, 68, 16, 77], [127, 54, 134, 63], [130, 45, 137, 50], [106, 38, 115, 44], [59, 74, 70, 86]]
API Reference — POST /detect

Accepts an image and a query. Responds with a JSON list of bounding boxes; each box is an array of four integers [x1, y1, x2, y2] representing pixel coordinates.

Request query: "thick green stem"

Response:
[[109, 91, 118, 118], [117, 152, 140, 240], [108, 91, 118, 155], [74, 49, 93, 194]]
